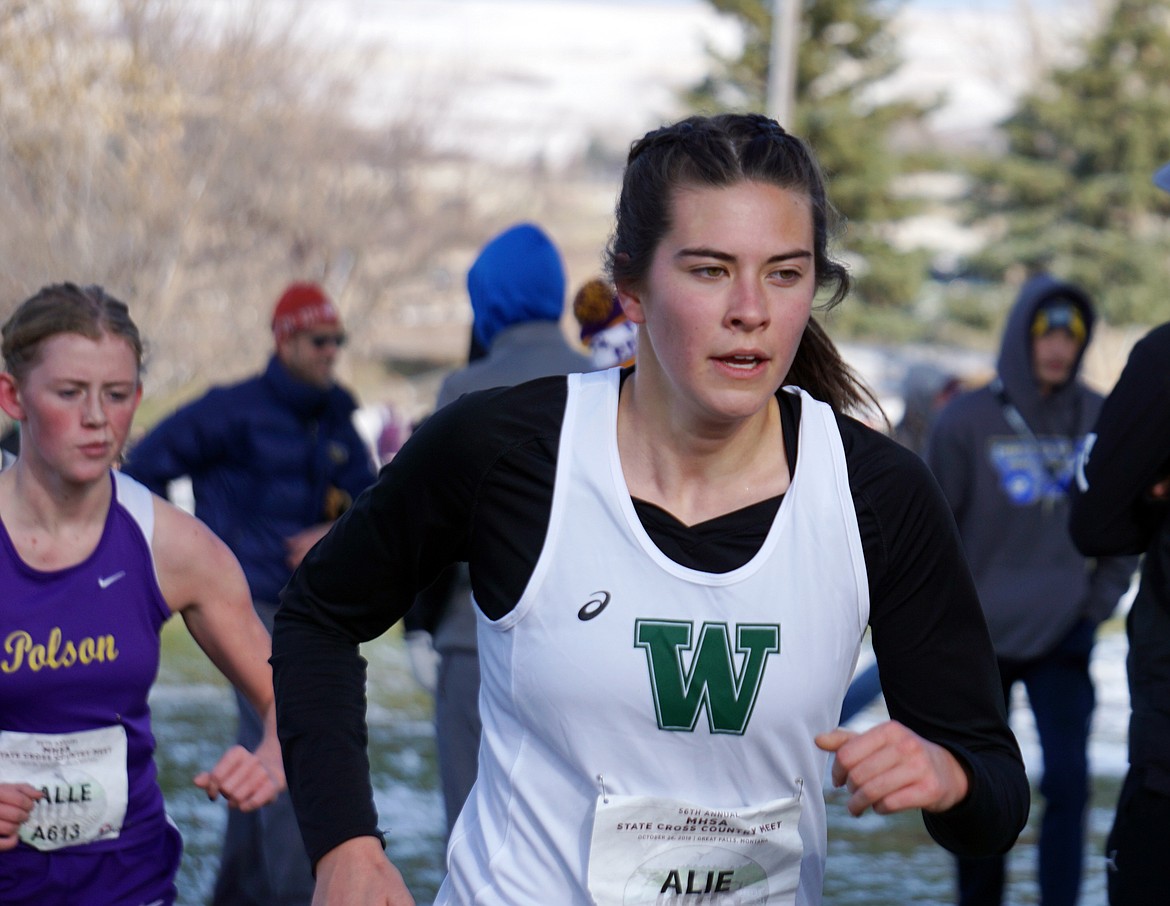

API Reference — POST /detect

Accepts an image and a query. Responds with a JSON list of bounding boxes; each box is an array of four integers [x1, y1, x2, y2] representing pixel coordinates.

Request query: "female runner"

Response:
[[0, 283, 284, 905], [272, 113, 1029, 906]]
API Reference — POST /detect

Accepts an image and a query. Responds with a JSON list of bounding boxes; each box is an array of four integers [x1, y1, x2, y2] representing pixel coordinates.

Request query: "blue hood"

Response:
[[468, 223, 566, 350]]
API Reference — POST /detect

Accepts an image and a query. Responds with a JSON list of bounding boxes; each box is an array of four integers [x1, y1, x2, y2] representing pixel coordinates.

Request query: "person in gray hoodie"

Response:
[[926, 273, 1136, 906], [402, 222, 593, 836]]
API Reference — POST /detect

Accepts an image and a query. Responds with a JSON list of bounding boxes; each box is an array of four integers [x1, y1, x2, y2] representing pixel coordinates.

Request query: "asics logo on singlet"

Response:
[[578, 590, 611, 621], [635, 620, 780, 736]]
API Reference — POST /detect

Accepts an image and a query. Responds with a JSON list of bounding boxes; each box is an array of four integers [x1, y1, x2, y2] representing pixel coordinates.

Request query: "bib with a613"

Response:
[[0, 725, 128, 851]]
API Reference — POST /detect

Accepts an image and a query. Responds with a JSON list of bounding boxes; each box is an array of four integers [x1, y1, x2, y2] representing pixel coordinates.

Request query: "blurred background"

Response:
[[3, 0, 1167, 426], [3, 0, 1165, 901]]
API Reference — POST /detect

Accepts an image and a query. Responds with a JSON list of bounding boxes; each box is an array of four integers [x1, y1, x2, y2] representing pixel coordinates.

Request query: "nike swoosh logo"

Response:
[[98, 571, 127, 589]]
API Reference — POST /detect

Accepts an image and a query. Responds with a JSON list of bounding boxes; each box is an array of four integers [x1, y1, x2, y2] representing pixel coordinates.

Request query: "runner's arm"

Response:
[[152, 498, 284, 809], [841, 419, 1029, 857]]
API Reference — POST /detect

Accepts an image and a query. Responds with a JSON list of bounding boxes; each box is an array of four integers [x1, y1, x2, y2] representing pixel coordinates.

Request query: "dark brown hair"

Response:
[[605, 113, 880, 417], [2, 283, 144, 383]]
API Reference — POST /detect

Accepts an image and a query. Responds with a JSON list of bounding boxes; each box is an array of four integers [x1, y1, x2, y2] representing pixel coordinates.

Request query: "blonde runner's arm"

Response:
[[151, 497, 285, 808]]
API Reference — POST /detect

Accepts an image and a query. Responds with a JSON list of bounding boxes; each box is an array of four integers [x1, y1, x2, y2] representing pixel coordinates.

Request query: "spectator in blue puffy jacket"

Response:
[[122, 281, 376, 906]]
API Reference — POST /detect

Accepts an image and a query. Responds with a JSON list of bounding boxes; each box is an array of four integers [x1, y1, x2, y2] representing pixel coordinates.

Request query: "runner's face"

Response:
[[2, 332, 141, 485], [618, 180, 815, 427]]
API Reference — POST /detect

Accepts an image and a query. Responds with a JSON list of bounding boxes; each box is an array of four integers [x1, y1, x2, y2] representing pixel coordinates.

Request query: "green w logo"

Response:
[[634, 620, 780, 735]]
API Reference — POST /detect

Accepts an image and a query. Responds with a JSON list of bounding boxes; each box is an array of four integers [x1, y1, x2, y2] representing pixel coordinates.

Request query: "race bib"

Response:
[[0, 725, 129, 851], [588, 792, 803, 906]]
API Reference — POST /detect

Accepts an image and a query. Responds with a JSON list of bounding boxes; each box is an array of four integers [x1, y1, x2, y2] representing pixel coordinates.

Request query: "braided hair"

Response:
[[605, 113, 879, 418]]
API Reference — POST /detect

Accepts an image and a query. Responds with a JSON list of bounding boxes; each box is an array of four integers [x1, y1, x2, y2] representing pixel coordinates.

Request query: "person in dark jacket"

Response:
[[894, 362, 962, 457], [927, 274, 1137, 906], [122, 281, 376, 906], [402, 222, 593, 836], [1069, 160, 1170, 906]]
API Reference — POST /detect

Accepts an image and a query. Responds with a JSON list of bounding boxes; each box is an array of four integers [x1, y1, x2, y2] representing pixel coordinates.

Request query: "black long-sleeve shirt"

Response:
[[1070, 322, 1170, 556], [1070, 322, 1170, 780], [272, 375, 1028, 868]]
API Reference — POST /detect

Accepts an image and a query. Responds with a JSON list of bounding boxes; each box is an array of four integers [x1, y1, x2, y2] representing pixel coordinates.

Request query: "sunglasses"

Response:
[[308, 333, 347, 349]]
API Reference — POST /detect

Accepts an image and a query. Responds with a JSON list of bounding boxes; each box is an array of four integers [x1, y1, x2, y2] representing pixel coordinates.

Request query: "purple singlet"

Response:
[[0, 471, 172, 860]]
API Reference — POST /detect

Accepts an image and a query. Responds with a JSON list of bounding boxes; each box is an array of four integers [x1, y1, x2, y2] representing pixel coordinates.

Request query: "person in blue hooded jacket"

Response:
[[926, 273, 1137, 906], [402, 222, 593, 837], [121, 281, 376, 906]]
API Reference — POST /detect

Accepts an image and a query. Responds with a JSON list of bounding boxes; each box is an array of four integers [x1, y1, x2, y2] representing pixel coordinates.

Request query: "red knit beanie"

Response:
[[271, 282, 340, 341]]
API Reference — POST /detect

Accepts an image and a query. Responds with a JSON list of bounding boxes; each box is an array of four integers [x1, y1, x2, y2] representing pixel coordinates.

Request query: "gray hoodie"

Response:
[[926, 274, 1135, 660]]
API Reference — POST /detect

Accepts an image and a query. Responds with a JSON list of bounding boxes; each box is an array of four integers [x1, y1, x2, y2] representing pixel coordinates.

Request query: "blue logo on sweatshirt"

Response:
[[989, 437, 1082, 505]]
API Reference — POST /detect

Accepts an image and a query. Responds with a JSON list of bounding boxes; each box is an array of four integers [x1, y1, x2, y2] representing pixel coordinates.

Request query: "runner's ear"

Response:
[[0, 372, 25, 422]]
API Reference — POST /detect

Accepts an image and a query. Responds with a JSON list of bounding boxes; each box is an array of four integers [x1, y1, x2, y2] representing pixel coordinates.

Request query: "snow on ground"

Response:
[[877, 1, 1097, 143], [326, 0, 742, 164], [126, 0, 1098, 164]]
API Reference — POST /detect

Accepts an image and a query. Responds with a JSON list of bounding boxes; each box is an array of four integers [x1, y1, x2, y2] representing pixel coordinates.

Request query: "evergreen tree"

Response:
[[964, 0, 1170, 326], [690, 0, 935, 320]]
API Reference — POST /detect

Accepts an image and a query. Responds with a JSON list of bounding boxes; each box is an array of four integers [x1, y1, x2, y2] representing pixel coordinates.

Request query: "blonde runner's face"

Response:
[[3, 332, 142, 487], [618, 180, 816, 432]]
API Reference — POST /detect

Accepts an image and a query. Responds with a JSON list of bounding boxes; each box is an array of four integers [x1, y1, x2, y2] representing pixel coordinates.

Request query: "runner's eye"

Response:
[[769, 267, 803, 284]]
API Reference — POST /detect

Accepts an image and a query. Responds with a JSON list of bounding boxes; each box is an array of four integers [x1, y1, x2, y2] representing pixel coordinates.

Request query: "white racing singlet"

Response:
[[438, 369, 870, 906]]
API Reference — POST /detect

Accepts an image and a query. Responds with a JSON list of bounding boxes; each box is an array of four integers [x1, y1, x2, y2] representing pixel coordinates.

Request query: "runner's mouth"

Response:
[[717, 354, 766, 370]]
